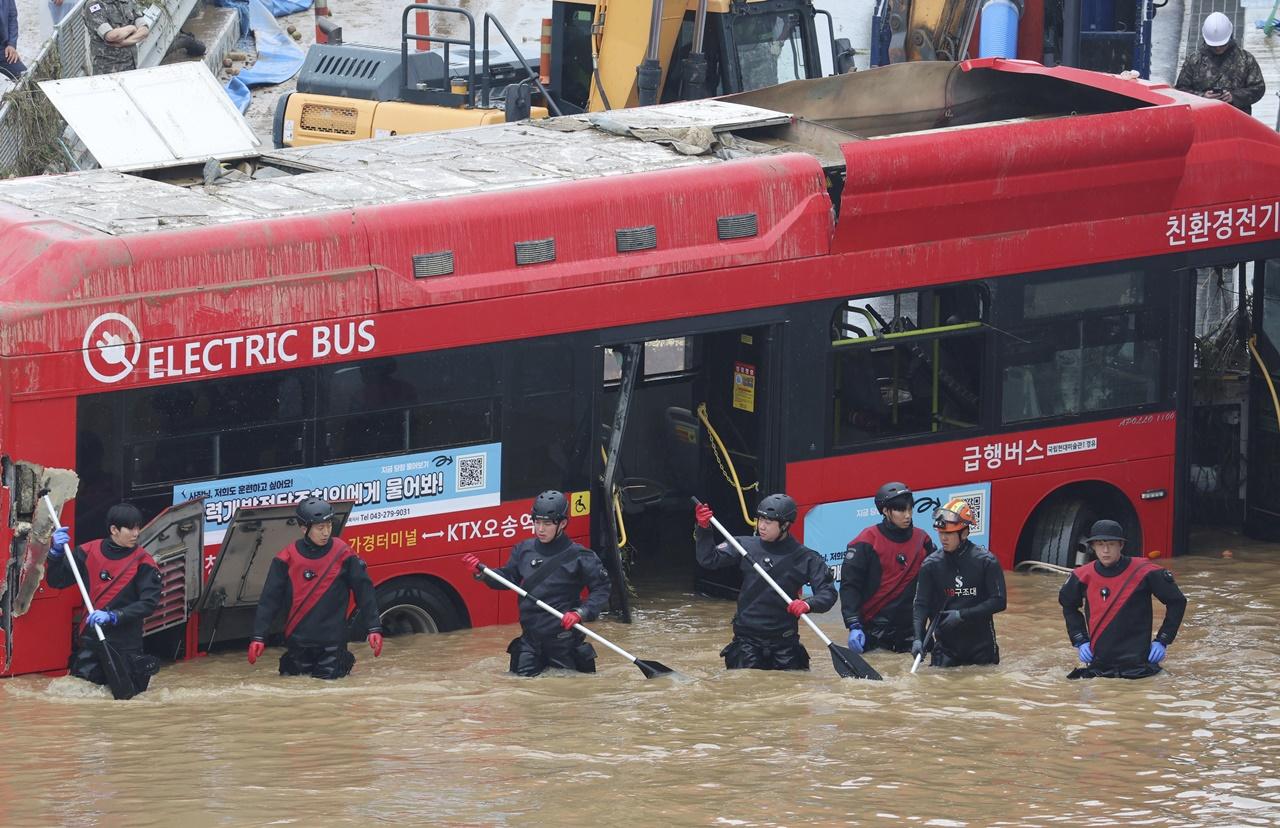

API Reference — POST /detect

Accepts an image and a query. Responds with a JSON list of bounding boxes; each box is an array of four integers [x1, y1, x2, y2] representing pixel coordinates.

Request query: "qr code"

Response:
[[456, 453, 486, 491], [948, 489, 986, 535]]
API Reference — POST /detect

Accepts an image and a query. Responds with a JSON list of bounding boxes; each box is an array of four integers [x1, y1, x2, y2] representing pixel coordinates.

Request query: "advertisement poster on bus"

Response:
[[802, 483, 992, 582], [175, 443, 502, 545]]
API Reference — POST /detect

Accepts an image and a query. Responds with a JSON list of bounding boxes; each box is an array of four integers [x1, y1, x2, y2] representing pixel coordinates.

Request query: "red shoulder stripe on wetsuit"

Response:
[[80, 540, 158, 632], [856, 525, 928, 622], [279, 538, 354, 637], [1075, 558, 1158, 644]]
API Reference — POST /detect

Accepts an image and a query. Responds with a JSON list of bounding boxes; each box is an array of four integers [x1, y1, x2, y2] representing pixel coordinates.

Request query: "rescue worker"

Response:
[[47, 503, 162, 692], [1058, 520, 1187, 679], [83, 0, 149, 75], [248, 498, 382, 680], [912, 499, 1006, 667], [841, 482, 935, 654], [694, 494, 837, 671], [462, 490, 610, 677], [1175, 12, 1266, 115]]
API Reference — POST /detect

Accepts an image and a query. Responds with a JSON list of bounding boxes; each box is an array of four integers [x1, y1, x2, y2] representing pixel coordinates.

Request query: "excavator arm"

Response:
[[878, 0, 983, 63]]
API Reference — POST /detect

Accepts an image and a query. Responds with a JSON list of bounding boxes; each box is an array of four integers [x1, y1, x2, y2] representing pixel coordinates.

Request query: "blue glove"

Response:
[[1076, 642, 1093, 663], [1148, 641, 1167, 664], [50, 527, 70, 556], [87, 610, 117, 628], [847, 626, 866, 654], [937, 609, 963, 631]]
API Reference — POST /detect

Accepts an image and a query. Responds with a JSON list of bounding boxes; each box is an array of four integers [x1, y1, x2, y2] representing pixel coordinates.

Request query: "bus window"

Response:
[[319, 349, 500, 462], [644, 337, 695, 377], [504, 338, 590, 498], [126, 376, 311, 479], [996, 269, 1170, 423], [830, 286, 985, 447]]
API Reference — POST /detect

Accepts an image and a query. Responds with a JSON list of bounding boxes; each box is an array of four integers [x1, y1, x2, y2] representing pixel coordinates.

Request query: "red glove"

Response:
[[787, 599, 810, 618], [560, 611, 582, 630], [368, 632, 383, 657], [247, 640, 265, 665], [695, 504, 714, 528], [461, 553, 482, 574]]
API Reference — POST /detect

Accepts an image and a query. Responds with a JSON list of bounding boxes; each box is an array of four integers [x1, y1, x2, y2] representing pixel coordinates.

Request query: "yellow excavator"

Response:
[[274, 0, 852, 147]]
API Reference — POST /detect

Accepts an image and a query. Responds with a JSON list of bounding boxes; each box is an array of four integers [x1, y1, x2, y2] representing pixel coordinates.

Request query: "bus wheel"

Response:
[[375, 579, 466, 637], [1029, 497, 1098, 568]]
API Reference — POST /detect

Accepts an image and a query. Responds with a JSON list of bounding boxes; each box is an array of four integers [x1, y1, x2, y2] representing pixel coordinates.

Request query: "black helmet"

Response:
[[531, 490, 570, 522], [1080, 519, 1125, 545], [874, 481, 914, 512], [756, 493, 797, 524], [296, 497, 335, 527]]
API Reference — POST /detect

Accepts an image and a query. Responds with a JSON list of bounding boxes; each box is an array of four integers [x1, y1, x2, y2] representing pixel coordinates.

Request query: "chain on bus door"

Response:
[[696, 327, 775, 535]]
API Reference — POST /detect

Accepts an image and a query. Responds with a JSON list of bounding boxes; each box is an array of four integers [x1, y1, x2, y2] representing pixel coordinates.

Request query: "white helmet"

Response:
[[1202, 12, 1233, 47]]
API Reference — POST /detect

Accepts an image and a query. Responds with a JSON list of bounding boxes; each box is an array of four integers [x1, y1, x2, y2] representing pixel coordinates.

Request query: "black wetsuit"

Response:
[[1059, 555, 1187, 679], [695, 528, 837, 671], [253, 536, 381, 680], [841, 519, 934, 653], [46, 539, 162, 691], [483, 534, 611, 677], [912, 540, 1006, 667]]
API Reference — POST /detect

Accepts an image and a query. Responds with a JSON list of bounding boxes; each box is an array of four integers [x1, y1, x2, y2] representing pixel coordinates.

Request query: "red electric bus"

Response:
[[2, 59, 1279, 678]]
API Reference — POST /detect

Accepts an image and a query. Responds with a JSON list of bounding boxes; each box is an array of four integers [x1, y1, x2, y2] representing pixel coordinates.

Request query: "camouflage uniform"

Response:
[[1175, 40, 1266, 115], [83, 0, 146, 75]]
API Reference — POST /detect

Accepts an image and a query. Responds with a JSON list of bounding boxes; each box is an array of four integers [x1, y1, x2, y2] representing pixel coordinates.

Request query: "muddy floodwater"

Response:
[[3, 536, 1279, 827]]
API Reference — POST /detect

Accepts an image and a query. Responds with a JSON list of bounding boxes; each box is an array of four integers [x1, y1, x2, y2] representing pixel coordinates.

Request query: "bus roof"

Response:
[[3, 59, 1280, 376], [0, 59, 1194, 237]]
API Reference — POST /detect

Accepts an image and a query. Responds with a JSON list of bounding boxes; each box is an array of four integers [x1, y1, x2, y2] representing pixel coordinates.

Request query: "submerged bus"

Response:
[[2, 59, 1278, 678]]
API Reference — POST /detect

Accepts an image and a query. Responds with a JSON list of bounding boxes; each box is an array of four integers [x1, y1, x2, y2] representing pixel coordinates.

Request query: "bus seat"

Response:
[[1002, 366, 1042, 421], [661, 407, 701, 497], [600, 423, 666, 514]]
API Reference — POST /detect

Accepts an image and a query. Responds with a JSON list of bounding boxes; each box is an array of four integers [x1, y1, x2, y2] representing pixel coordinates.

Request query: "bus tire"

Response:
[[374, 579, 467, 637], [1029, 497, 1097, 568]]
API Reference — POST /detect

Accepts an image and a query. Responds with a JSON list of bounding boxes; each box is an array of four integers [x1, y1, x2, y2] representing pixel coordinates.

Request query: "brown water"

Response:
[[3, 538, 1279, 827]]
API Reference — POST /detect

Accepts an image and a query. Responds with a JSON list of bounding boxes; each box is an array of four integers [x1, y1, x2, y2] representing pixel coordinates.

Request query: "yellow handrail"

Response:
[[600, 446, 627, 547], [1248, 335, 1280, 434], [696, 402, 757, 528]]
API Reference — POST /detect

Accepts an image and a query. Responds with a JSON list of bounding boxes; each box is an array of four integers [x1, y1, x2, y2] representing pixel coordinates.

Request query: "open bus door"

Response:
[[1245, 259, 1280, 540], [593, 323, 780, 609], [138, 498, 205, 658]]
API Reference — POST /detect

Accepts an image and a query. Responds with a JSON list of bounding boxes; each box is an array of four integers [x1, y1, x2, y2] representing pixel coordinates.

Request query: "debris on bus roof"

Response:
[[0, 61, 1221, 238]]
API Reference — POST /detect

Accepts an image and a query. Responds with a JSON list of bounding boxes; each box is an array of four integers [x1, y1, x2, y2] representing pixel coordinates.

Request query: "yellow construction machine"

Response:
[[274, 0, 852, 147]]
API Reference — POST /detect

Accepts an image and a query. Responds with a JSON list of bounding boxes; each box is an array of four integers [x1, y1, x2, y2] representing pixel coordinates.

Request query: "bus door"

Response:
[[593, 325, 779, 607], [1245, 258, 1280, 540]]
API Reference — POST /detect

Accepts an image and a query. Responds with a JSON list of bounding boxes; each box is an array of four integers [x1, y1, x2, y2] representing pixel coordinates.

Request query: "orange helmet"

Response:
[[933, 498, 976, 532]]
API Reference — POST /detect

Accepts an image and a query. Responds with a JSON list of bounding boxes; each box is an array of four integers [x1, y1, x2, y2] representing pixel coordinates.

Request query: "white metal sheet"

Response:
[[39, 62, 259, 170]]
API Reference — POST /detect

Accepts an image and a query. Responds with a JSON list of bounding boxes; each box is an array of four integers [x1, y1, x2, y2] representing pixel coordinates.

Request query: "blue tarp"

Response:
[[212, 0, 308, 112]]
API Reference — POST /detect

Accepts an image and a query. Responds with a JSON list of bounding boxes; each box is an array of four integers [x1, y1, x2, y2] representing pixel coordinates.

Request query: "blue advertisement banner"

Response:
[[175, 443, 502, 543], [802, 483, 992, 578]]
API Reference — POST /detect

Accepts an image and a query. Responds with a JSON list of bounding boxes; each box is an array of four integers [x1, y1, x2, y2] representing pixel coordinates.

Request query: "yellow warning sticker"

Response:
[[569, 491, 591, 517], [733, 362, 756, 413]]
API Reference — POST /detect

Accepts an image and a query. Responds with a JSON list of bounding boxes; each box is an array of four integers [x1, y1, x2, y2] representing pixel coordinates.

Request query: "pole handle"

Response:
[[477, 564, 639, 663], [41, 494, 108, 643]]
